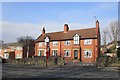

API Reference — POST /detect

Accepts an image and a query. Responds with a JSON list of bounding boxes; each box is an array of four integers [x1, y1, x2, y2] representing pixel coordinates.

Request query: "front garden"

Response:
[[3, 56, 65, 67]]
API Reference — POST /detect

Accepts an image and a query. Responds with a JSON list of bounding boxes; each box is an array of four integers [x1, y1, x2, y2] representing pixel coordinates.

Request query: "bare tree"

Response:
[[17, 36, 34, 58], [17, 36, 34, 45], [102, 28, 108, 52], [108, 21, 120, 56], [118, 21, 120, 41]]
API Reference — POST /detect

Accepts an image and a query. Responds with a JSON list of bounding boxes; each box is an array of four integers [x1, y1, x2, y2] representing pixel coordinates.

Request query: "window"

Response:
[[4, 49, 6, 52], [38, 50, 42, 56], [4, 53, 9, 59], [15, 53, 22, 59], [84, 50, 92, 58], [10, 46, 14, 51], [52, 50, 57, 56], [84, 39, 92, 45], [73, 34, 80, 45], [64, 50, 71, 57], [44, 37, 50, 46], [16, 47, 22, 50], [39, 42, 42, 47], [52, 41, 58, 46], [64, 41, 71, 46]]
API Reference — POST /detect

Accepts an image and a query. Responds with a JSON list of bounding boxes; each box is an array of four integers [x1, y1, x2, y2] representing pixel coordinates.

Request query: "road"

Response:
[[2, 63, 119, 79]]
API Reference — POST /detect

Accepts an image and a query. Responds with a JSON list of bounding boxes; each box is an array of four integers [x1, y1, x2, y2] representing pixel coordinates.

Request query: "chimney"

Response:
[[64, 24, 69, 33], [96, 20, 99, 35], [42, 27, 45, 35]]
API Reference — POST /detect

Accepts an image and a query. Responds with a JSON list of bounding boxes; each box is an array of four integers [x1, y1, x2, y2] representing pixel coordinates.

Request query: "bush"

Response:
[[96, 56, 118, 67], [5, 56, 65, 67]]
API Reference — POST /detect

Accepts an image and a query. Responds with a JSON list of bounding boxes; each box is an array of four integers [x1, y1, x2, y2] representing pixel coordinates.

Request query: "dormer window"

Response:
[[44, 36, 50, 46], [73, 34, 80, 45], [39, 42, 42, 47]]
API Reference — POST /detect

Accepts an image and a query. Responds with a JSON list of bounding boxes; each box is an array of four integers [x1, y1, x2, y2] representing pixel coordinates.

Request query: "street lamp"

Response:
[[44, 37, 49, 67]]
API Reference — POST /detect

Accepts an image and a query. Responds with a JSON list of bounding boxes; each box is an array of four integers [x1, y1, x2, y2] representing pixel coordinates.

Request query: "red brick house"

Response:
[[35, 20, 100, 63], [0, 42, 23, 59], [0, 41, 35, 59]]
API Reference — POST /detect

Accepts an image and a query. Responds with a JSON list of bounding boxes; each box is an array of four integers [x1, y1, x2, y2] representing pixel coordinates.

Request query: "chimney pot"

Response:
[[64, 24, 69, 33], [42, 27, 45, 35]]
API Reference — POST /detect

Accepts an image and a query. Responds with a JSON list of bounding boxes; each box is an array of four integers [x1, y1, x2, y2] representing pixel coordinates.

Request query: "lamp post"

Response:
[[45, 37, 49, 67]]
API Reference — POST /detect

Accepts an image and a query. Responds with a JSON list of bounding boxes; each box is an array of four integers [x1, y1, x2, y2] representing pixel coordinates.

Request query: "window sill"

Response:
[[64, 56, 71, 57], [84, 57, 92, 58], [84, 44, 92, 45]]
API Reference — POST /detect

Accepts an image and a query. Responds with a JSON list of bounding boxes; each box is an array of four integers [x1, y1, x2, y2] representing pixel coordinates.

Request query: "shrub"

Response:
[[5, 56, 65, 67]]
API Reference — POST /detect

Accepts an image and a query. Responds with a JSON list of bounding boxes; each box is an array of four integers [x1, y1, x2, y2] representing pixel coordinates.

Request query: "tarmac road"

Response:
[[2, 63, 119, 79]]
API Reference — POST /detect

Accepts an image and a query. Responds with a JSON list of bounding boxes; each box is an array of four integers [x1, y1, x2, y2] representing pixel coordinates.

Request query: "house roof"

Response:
[[0, 42, 23, 49], [36, 27, 97, 42]]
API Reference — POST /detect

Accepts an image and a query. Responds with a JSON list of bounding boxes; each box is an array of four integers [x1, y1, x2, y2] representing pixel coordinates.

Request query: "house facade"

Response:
[[0, 41, 35, 59], [35, 20, 100, 63], [0, 42, 23, 59]]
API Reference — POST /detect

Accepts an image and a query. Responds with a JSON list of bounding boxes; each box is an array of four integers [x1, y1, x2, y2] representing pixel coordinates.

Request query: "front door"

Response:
[[74, 50, 78, 59]]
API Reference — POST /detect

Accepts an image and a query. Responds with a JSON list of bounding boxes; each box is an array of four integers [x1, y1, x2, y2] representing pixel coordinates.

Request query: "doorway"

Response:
[[74, 50, 78, 59]]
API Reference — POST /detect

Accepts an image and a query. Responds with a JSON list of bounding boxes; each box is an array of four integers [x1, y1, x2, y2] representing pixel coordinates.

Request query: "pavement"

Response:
[[1, 63, 119, 79]]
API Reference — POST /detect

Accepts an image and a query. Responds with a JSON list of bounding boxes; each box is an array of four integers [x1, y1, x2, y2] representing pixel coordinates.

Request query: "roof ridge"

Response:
[[36, 27, 97, 42], [45, 27, 96, 34]]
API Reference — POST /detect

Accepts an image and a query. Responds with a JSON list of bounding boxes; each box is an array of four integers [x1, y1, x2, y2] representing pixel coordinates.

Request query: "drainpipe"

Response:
[[60, 41, 61, 57]]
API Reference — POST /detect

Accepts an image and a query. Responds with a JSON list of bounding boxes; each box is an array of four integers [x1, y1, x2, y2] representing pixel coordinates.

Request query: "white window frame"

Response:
[[73, 34, 80, 45], [15, 53, 22, 59], [84, 50, 92, 58], [16, 47, 22, 50], [39, 42, 42, 47], [64, 50, 71, 57], [64, 40, 71, 46], [44, 36, 50, 46], [84, 39, 92, 45], [4, 49, 6, 52], [4, 53, 9, 59], [52, 50, 57, 56], [52, 41, 58, 46]]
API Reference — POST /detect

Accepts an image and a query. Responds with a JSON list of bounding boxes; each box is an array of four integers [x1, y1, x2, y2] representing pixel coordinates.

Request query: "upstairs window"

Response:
[[16, 47, 22, 50], [44, 37, 50, 46], [64, 40, 71, 46], [84, 50, 92, 58], [52, 41, 58, 46], [84, 39, 92, 45], [73, 34, 80, 45], [39, 42, 42, 47]]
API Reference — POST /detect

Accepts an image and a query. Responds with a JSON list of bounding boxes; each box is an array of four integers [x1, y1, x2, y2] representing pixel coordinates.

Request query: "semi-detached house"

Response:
[[35, 20, 100, 63]]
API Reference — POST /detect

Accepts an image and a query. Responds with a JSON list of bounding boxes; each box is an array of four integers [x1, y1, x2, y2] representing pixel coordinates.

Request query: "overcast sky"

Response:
[[1, 1, 118, 43]]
